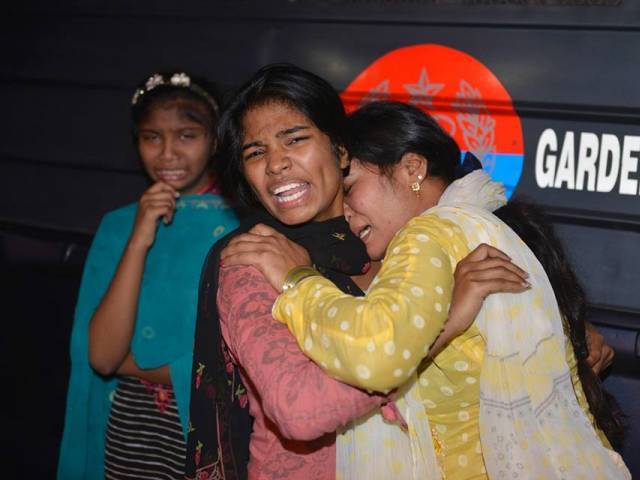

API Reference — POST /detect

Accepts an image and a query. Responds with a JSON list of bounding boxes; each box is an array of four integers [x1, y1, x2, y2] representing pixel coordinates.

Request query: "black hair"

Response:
[[214, 63, 347, 209], [131, 71, 221, 140], [494, 199, 626, 448], [346, 101, 459, 184]]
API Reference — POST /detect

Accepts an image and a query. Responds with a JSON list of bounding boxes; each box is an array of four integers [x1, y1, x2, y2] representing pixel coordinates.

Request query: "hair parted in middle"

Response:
[[214, 63, 348, 209]]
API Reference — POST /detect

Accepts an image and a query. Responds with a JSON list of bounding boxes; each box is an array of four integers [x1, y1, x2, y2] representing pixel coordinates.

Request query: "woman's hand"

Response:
[[221, 224, 311, 291], [446, 243, 530, 337], [585, 323, 615, 375], [129, 182, 179, 250]]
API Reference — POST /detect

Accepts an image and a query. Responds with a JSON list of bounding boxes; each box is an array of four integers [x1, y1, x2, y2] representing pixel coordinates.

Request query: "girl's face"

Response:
[[241, 102, 348, 225], [343, 160, 417, 260], [137, 100, 214, 195]]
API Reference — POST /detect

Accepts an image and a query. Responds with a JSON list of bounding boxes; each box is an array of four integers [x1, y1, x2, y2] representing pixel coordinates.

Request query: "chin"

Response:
[[269, 206, 316, 226], [365, 245, 384, 262]]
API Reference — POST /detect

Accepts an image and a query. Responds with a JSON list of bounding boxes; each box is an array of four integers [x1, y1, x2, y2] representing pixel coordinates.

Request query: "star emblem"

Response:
[[403, 68, 444, 108], [360, 79, 391, 106]]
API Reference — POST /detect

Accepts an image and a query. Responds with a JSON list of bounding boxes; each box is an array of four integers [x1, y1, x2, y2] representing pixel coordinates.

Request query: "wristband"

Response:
[[282, 265, 321, 292]]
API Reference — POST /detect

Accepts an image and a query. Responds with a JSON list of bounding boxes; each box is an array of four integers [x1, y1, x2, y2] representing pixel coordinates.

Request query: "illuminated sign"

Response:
[[342, 44, 524, 198], [536, 129, 640, 195]]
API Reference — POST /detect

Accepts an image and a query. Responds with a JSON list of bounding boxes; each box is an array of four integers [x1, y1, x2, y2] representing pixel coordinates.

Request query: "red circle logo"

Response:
[[341, 44, 524, 198]]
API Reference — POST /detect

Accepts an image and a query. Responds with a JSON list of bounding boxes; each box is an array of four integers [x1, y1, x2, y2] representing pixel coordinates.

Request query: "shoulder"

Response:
[[392, 212, 466, 249], [218, 265, 276, 298], [90, 202, 138, 242], [99, 202, 138, 227], [217, 266, 277, 330]]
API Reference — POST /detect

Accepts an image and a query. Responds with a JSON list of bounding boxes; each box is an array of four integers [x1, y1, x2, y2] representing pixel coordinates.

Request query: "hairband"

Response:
[[131, 72, 218, 113]]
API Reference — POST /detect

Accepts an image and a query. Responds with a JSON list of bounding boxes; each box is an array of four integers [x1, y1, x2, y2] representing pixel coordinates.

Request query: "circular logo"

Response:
[[341, 44, 524, 198]]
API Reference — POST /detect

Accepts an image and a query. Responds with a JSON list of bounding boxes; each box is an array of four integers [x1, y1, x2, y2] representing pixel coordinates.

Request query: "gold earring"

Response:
[[410, 175, 423, 196]]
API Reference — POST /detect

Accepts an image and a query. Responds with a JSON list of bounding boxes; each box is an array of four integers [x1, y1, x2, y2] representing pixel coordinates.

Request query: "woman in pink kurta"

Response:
[[218, 264, 385, 479]]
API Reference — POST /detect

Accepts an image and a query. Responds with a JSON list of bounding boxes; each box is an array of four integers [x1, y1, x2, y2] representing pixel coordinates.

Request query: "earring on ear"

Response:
[[410, 174, 423, 196]]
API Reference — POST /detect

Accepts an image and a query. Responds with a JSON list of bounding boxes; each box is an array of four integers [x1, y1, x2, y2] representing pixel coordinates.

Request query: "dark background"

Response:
[[2, 1, 639, 478]]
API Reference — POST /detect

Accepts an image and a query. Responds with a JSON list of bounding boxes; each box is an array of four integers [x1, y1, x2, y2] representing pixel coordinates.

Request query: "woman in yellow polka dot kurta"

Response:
[[225, 102, 629, 479]]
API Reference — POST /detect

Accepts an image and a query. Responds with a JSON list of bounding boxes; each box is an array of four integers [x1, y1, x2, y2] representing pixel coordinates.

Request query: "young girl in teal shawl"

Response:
[[57, 71, 238, 479]]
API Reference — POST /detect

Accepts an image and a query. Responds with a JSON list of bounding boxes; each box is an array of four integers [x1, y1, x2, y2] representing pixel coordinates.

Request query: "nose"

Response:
[[266, 148, 291, 175], [160, 137, 178, 163]]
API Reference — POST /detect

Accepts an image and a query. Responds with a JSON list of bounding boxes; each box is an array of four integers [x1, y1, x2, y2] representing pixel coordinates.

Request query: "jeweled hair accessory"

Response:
[[131, 72, 218, 113]]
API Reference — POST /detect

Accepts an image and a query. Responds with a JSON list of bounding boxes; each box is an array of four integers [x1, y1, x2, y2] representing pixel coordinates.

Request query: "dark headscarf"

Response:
[[185, 209, 370, 479]]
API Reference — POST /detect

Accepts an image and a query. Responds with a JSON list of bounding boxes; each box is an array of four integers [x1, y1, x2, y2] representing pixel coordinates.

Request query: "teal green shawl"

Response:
[[57, 194, 238, 479]]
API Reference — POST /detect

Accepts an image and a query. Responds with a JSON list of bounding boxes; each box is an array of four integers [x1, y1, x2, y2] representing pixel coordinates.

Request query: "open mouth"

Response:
[[270, 181, 310, 204], [156, 169, 187, 182], [358, 225, 372, 241]]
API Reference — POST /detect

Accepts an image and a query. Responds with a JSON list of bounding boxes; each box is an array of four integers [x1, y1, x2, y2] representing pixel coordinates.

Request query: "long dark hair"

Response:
[[215, 63, 348, 209], [494, 200, 626, 448]]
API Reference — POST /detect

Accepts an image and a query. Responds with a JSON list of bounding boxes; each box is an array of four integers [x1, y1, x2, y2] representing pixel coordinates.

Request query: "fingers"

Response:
[[222, 234, 280, 260], [221, 239, 280, 260], [222, 251, 268, 268], [146, 181, 180, 197], [249, 223, 281, 237], [601, 344, 615, 370], [585, 326, 602, 365], [465, 265, 529, 286], [585, 327, 615, 375], [140, 184, 179, 224], [225, 232, 273, 248], [464, 243, 511, 262], [457, 258, 528, 285], [473, 278, 531, 296], [225, 226, 286, 250], [458, 244, 528, 281]]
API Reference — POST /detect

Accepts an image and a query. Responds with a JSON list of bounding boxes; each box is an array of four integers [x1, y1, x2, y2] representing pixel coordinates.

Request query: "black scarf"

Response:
[[185, 209, 370, 479]]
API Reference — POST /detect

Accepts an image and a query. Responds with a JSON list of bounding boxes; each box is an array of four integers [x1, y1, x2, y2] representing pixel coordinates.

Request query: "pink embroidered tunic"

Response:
[[217, 265, 385, 480]]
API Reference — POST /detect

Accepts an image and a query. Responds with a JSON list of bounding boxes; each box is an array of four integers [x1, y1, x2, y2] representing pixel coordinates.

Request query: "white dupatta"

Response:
[[336, 171, 630, 479], [437, 171, 630, 479]]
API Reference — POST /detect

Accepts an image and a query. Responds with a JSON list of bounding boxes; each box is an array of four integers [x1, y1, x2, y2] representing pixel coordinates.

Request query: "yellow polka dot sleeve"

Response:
[[273, 215, 462, 392]]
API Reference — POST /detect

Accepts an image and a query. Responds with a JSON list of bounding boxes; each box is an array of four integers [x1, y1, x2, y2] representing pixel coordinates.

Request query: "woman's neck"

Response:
[[416, 177, 449, 214]]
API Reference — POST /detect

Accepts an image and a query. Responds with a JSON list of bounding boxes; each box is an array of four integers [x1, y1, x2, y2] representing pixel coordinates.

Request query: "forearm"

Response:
[[428, 307, 473, 358], [88, 241, 147, 375], [277, 277, 447, 392], [274, 217, 457, 392], [116, 351, 172, 384]]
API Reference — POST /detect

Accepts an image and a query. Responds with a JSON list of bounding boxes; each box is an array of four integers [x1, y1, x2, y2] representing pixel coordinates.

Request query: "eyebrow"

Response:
[[276, 125, 310, 137], [242, 125, 310, 151]]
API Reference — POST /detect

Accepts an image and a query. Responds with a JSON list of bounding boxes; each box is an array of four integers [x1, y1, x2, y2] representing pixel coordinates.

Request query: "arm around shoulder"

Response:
[[273, 216, 457, 392]]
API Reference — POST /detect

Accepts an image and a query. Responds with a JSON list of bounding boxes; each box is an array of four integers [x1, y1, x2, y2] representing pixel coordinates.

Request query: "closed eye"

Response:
[[244, 149, 264, 161], [140, 132, 159, 141], [287, 135, 309, 146]]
